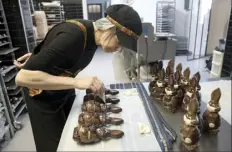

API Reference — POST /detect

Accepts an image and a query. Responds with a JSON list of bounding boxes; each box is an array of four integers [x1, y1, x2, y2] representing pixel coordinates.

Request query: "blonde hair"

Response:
[[94, 18, 121, 52]]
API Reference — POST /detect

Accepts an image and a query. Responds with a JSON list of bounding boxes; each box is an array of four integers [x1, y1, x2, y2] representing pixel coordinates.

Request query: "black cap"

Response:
[[106, 4, 142, 52]]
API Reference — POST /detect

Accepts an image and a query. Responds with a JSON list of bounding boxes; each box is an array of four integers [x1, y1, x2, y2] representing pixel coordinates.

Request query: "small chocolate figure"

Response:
[[191, 92, 203, 132], [149, 62, 159, 92], [163, 74, 178, 113], [182, 77, 197, 112], [86, 88, 119, 96], [84, 93, 120, 104], [202, 88, 221, 134], [193, 72, 202, 105], [73, 125, 124, 144], [180, 67, 191, 91], [164, 60, 174, 83], [149, 61, 163, 92], [78, 112, 124, 127], [174, 70, 184, 106], [168, 59, 174, 69], [180, 98, 201, 151], [176, 63, 183, 74], [105, 89, 119, 96], [82, 100, 122, 113], [193, 72, 201, 91], [150, 69, 166, 103]]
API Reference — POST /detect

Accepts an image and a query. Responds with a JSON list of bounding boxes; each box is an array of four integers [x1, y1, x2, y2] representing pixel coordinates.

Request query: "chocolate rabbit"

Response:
[[163, 74, 178, 113], [150, 69, 166, 103], [182, 77, 197, 112], [82, 100, 122, 113], [203, 88, 221, 134], [193, 72, 202, 104], [73, 125, 124, 144], [149, 61, 163, 92], [176, 63, 183, 73], [168, 59, 174, 69], [164, 60, 174, 83], [180, 67, 191, 91], [174, 70, 184, 106], [78, 112, 124, 127], [86, 88, 119, 96], [180, 98, 201, 151], [84, 93, 120, 105], [193, 72, 201, 91]]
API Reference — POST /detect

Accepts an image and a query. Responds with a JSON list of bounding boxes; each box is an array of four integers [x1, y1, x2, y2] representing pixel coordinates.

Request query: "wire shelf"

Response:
[[156, 1, 175, 33]]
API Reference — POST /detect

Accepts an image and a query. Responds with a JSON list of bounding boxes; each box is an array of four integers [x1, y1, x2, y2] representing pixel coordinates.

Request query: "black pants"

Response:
[[24, 89, 76, 152]]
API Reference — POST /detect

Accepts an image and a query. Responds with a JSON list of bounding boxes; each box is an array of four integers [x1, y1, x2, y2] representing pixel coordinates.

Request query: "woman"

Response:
[[14, 4, 142, 152]]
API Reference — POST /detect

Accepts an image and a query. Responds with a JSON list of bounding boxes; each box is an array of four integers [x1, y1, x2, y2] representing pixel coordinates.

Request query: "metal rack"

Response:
[[63, 3, 83, 20], [3, 0, 36, 58], [39, 3, 65, 26], [156, 1, 175, 33], [222, 6, 232, 78], [0, 0, 26, 148]]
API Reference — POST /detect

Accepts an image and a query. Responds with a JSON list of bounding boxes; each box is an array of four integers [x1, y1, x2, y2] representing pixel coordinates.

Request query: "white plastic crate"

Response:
[[212, 50, 224, 64], [211, 62, 223, 77]]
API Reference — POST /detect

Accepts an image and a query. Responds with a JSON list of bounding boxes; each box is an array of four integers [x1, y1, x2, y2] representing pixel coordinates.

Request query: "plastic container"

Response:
[[218, 39, 226, 51], [212, 50, 224, 64], [211, 62, 223, 77]]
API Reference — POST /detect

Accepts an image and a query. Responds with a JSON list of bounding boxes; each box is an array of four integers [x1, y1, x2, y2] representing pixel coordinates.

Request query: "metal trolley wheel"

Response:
[[14, 121, 23, 130], [13, 106, 27, 130]]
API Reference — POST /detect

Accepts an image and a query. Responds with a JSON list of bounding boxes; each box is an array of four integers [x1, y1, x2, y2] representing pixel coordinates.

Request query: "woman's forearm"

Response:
[[15, 69, 78, 90]]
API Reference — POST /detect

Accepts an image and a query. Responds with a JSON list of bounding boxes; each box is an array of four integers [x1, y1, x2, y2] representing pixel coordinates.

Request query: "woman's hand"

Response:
[[75, 76, 104, 94], [16, 69, 105, 92], [14, 53, 32, 69]]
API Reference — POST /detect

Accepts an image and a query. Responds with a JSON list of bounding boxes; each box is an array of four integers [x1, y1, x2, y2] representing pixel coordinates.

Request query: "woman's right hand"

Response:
[[14, 53, 32, 69], [75, 76, 104, 94]]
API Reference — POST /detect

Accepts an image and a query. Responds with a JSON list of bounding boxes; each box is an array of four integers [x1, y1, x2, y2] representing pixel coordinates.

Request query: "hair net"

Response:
[[94, 18, 115, 30]]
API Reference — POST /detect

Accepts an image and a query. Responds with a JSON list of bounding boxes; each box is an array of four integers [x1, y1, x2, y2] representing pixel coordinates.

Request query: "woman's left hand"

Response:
[[14, 53, 32, 69]]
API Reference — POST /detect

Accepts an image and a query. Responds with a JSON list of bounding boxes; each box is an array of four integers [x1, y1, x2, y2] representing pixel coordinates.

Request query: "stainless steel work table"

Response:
[[58, 79, 231, 151]]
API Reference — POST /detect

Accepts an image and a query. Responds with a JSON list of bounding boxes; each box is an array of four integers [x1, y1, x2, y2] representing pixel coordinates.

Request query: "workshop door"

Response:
[[88, 4, 102, 21]]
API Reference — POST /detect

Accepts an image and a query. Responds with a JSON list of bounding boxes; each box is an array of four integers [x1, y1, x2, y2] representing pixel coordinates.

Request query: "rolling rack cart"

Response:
[[156, 1, 175, 33], [2, 0, 36, 58], [222, 6, 232, 78], [39, 2, 65, 26], [0, 0, 27, 145], [63, 2, 83, 20]]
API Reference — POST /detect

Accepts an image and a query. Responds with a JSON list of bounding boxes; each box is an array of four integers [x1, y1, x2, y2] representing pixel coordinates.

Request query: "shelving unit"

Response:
[[156, 1, 175, 33], [0, 0, 27, 148], [39, 3, 65, 26], [222, 6, 232, 78], [32, 0, 39, 11], [63, 2, 83, 20], [2, 0, 36, 58], [211, 50, 224, 77]]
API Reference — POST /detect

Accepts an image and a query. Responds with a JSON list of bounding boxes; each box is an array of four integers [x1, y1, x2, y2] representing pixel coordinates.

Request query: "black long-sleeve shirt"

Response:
[[23, 20, 98, 100]]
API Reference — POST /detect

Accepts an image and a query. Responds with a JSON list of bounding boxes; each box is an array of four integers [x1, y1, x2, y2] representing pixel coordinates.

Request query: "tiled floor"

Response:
[[3, 48, 215, 151]]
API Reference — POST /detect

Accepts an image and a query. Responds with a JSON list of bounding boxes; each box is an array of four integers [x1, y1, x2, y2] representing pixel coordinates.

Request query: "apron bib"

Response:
[[29, 20, 87, 97]]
